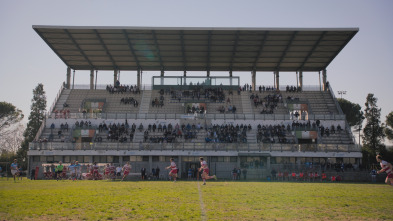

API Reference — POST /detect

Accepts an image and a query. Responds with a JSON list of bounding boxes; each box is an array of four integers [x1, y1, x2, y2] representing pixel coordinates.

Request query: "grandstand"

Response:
[[28, 26, 361, 180]]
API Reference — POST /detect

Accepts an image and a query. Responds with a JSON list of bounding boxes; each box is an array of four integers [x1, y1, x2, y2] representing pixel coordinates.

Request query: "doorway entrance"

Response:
[[184, 162, 200, 180]]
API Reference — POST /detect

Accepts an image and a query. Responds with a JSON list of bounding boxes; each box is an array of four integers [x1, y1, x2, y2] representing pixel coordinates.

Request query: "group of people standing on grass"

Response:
[[9, 155, 393, 187]]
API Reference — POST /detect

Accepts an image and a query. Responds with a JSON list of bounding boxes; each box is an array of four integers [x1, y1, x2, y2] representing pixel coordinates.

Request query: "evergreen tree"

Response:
[[384, 111, 393, 141], [337, 98, 364, 127], [17, 84, 47, 168], [362, 94, 385, 166]]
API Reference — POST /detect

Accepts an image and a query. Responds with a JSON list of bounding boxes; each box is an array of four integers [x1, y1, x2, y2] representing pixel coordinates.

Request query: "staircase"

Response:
[[240, 93, 253, 114], [54, 89, 71, 111], [132, 130, 145, 143], [139, 90, 152, 115], [246, 129, 258, 144]]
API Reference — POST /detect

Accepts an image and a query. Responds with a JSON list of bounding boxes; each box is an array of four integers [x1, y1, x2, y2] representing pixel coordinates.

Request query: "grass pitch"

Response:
[[1, 178, 392, 220]]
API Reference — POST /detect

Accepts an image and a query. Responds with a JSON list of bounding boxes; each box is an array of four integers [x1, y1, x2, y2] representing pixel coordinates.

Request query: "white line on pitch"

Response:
[[197, 182, 207, 221]]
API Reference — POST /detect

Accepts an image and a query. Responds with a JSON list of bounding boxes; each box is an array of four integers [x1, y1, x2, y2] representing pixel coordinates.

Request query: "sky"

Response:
[[1, 0, 393, 131]]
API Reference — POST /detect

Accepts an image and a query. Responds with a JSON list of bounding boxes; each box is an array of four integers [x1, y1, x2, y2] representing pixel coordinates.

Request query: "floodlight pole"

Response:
[[337, 91, 347, 99], [358, 125, 362, 146]]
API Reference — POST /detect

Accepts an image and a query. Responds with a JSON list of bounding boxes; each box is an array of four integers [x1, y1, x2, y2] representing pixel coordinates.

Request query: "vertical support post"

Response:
[[183, 70, 187, 77], [140, 70, 143, 89], [66, 67, 71, 89], [207, 70, 210, 77], [90, 70, 94, 90], [178, 156, 182, 179], [319, 71, 322, 91], [137, 69, 141, 89], [119, 155, 123, 166], [229, 70, 233, 87], [161, 69, 164, 86], [72, 69, 75, 89], [114, 69, 118, 86], [95, 70, 98, 90], [251, 70, 256, 91], [267, 156, 271, 170], [299, 71, 303, 90], [149, 156, 153, 174], [275, 70, 280, 91], [322, 69, 327, 91]]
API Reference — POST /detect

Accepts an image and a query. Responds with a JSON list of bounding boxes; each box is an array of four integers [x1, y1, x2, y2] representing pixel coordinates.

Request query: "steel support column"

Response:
[[90, 70, 94, 90], [322, 69, 327, 91], [66, 67, 71, 89], [251, 70, 256, 91]]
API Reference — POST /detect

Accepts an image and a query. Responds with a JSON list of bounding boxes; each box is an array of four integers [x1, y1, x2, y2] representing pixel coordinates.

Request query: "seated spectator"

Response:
[[337, 124, 342, 132]]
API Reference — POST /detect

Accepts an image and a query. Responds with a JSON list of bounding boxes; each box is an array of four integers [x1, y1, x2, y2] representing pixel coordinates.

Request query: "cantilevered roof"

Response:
[[33, 25, 358, 72]]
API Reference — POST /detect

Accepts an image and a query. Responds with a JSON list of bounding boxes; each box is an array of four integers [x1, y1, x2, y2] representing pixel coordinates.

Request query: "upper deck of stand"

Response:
[[49, 85, 341, 118]]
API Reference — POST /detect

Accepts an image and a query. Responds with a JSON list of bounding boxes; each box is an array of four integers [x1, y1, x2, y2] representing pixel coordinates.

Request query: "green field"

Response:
[[1, 178, 392, 220]]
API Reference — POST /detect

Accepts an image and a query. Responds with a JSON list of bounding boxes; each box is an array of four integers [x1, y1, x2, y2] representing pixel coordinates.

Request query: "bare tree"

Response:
[[0, 123, 25, 153]]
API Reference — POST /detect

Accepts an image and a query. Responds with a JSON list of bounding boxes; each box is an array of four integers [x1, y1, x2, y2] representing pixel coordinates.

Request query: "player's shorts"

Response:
[[202, 168, 209, 175], [11, 169, 18, 175], [123, 170, 130, 176], [387, 173, 393, 179], [170, 169, 178, 174]]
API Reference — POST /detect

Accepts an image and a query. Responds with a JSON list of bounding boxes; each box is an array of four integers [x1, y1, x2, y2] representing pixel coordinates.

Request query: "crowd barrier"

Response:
[[29, 142, 360, 153]]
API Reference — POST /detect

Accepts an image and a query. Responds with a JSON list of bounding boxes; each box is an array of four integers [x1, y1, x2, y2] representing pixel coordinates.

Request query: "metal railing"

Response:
[[48, 82, 65, 114], [33, 116, 46, 142], [29, 142, 360, 153], [328, 84, 344, 115], [72, 84, 322, 92], [46, 112, 347, 121]]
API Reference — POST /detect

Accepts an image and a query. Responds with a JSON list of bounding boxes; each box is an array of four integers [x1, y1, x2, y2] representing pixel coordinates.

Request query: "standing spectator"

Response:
[[155, 166, 160, 180], [341, 163, 345, 172], [232, 168, 237, 180], [152, 168, 156, 180], [74, 161, 81, 181], [116, 165, 122, 177], [271, 168, 277, 181], [242, 168, 247, 180], [188, 167, 193, 180], [18, 166, 23, 180], [68, 161, 76, 181], [237, 168, 241, 180], [141, 167, 146, 180], [371, 166, 377, 183], [92, 162, 100, 180], [10, 159, 19, 182], [56, 161, 64, 181]]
